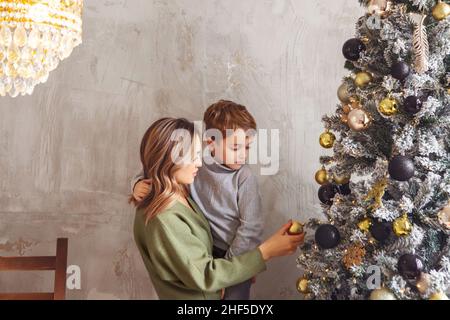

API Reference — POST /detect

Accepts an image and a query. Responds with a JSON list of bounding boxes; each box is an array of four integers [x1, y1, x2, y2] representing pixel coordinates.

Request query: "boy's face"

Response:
[[209, 128, 254, 170]]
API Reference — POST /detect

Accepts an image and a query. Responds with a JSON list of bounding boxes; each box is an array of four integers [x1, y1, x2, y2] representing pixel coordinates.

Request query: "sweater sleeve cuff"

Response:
[[247, 248, 267, 274]]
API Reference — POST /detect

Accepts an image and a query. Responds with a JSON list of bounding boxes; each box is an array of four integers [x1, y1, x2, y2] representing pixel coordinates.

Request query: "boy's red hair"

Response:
[[203, 100, 257, 139]]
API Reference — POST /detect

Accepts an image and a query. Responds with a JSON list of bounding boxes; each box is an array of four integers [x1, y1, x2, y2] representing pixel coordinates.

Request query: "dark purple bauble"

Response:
[[404, 96, 423, 115], [391, 61, 410, 80], [342, 38, 366, 61], [337, 183, 351, 196], [315, 224, 341, 249], [370, 220, 392, 242], [318, 184, 338, 205], [398, 254, 424, 281], [388, 155, 415, 181]]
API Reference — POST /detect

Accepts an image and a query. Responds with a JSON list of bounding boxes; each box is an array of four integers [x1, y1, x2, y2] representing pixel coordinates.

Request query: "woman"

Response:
[[132, 117, 304, 299]]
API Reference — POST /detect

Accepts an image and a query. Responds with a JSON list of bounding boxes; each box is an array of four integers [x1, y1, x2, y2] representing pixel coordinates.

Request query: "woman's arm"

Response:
[[146, 215, 266, 293]]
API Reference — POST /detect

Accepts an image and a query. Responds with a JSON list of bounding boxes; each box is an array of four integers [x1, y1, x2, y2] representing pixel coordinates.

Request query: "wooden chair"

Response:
[[0, 238, 68, 300]]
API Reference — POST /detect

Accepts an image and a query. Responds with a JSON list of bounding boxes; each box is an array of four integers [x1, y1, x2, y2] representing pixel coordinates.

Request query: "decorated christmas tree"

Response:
[[296, 0, 450, 300]]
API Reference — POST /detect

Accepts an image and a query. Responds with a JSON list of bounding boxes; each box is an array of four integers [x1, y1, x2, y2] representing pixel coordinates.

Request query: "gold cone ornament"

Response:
[[0, 0, 83, 97]]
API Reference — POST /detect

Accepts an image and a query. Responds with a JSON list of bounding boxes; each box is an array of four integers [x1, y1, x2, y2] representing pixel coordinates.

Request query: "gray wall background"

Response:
[[0, 0, 364, 299]]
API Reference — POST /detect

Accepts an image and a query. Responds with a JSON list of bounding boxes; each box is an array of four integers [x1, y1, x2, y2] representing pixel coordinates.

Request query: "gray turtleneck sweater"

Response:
[[131, 155, 264, 258]]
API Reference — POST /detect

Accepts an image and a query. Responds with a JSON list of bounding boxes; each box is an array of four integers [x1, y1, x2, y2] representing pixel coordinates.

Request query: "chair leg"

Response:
[[53, 238, 68, 300]]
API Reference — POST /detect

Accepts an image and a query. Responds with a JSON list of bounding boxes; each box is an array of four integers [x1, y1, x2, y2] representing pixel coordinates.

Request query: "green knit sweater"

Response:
[[133, 197, 267, 300]]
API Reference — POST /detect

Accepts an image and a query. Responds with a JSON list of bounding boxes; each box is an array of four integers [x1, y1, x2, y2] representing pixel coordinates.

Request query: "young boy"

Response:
[[131, 100, 264, 300]]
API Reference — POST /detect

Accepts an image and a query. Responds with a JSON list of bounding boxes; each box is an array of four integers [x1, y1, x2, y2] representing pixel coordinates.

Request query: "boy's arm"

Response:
[[225, 174, 264, 259], [131, 169, 145, 193]]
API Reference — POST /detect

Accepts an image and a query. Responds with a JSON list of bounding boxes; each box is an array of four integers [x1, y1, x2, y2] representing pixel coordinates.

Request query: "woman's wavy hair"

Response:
[[130, 117, 197, 223]]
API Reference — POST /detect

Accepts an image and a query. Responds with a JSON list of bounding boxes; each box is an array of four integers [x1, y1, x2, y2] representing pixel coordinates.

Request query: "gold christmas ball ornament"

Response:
[[378, 97, 399, 116], [341, 114, 349, 124], [347, 108, 371, 131], [437, 201, 450, 229], [333, 173, 351, 185], [337, 83, 351, 103], [354, 71, 372, 88], [429, 292, 449, 300], [288, 221, 305, 235], [432, 1, 450, 21], [367, 0, 391, 16], [358, 217, 372, 232], [319, 131, 336, 149], [296, 277, 310, 294], [416, 273, 430, 295], [393, 213, 413, 236], [369, 287, 397, 300], [315, 167, 329, 185]]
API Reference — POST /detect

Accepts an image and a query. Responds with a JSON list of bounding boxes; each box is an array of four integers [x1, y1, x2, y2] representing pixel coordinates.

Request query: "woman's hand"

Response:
[[258, 221, 305, 261], [133, 179, 151, 201]]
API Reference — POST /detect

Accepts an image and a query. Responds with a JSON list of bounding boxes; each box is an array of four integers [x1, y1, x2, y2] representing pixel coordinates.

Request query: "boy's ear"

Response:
[[206, 137, 215, 152]]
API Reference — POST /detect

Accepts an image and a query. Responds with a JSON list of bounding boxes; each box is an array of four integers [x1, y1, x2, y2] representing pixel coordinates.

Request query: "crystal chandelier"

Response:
[[0, 0, 83, 97]]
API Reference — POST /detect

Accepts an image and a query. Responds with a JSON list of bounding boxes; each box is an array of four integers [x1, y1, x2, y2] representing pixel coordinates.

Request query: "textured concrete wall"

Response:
[[0, 0, 363, 299]]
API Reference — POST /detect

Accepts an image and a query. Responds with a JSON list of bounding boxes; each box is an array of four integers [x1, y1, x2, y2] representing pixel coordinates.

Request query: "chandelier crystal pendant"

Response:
[[0, 0, 83, 97]]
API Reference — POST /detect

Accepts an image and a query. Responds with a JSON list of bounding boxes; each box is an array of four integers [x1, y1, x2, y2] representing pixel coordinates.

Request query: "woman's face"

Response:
[[173, 135, 202, 185]]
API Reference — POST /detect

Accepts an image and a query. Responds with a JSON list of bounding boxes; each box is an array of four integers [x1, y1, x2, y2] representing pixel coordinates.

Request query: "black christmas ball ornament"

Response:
[[388, 155, 415, 182], [370, 220, 392, 243], [403, 95, 423, 115], [382, 191, 394, 201], [318, 184, 338, 205], [337, 183, 351, 196], [398, 254, 424, 281], [342, 38, 366, 61], [315, 224, 341, 249], [391, 61, 410, 81]]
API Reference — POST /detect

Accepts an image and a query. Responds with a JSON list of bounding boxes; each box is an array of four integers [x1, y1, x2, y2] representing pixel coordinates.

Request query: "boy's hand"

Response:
[[221, 288, 225, 300], [133, 179, 151, 201], [251, 276, 256, 284]]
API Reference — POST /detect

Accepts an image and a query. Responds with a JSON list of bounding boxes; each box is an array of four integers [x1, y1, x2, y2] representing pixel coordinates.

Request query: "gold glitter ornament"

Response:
[[393, 213, 413, 236], [378, 96, 399, 116], [358, 217, 372, 232], [320, 131, 336, 149], [296, 277, 310, 294]]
